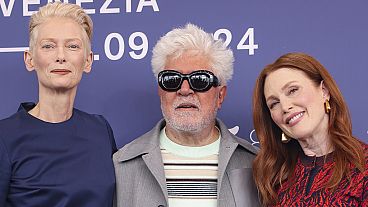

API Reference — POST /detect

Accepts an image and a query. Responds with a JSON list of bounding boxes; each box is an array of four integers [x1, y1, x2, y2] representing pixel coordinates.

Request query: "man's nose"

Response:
[[177, 79, 194, 96]]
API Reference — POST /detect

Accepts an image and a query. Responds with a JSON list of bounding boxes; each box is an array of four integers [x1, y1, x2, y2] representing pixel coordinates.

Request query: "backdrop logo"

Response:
[[0, 0, 160, 17], [228, 126, 259, 146]]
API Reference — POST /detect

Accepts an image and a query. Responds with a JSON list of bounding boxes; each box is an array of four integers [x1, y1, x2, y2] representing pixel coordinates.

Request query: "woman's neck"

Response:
[[298, 134, 333, 157], [29, 87, 77, 123]]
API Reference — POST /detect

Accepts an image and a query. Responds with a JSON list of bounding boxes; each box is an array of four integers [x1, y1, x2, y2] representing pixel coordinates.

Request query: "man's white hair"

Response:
[[151, 23, 234, 85]]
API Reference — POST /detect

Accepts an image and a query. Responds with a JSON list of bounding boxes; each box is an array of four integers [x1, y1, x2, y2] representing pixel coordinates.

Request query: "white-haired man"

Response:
[[113, 24, 260, 207]]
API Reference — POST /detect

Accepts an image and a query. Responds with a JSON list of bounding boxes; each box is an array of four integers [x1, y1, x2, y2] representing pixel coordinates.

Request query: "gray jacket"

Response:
[[113, 119, 261, 207]]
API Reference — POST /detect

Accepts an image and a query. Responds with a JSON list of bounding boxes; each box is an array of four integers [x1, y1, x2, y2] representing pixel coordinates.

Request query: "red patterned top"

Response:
[[273, 143, 368, 207]]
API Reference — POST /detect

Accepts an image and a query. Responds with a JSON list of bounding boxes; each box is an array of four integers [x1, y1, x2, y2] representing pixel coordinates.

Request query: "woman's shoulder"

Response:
[[363, 142, 368, 168], [363, 142, 368, 151], [73, 108, 110, 126], [361, 142, 368, 159], [356, 142, 368, 178]]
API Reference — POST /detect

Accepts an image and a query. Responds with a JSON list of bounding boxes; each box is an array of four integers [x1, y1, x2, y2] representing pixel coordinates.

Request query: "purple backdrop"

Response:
[[0, 0, 367, 147]]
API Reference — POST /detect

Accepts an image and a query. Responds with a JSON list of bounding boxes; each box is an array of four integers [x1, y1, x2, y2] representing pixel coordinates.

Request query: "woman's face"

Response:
[[24, 17, 92, 92], [263, 68, 329, 140]]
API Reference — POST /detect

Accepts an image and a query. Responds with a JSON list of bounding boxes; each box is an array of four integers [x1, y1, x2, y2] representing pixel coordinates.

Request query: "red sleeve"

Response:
[[362, 143, 368, 205], [363, 179, 368, 206]]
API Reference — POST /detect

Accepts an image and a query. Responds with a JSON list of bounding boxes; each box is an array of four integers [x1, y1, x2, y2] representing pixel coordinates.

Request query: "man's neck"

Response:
[[165, 124, 220, 147]]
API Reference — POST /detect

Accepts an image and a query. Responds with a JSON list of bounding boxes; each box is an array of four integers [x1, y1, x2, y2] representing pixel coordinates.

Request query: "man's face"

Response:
[[24, 17, 92, 92], [159, 51, 227, 132]]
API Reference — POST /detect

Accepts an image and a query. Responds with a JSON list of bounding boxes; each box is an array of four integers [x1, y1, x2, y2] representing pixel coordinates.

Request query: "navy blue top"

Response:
[[0, 103, 117, 207]]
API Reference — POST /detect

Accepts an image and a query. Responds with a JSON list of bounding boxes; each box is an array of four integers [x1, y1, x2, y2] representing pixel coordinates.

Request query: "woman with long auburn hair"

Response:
[[252, 52, 367, 206]]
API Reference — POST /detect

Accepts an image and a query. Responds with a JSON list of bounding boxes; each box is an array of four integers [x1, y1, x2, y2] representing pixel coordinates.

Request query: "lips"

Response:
[[175, 103, 199, 110], [285, 112, 304, 125], [51, 69, 71, 75]]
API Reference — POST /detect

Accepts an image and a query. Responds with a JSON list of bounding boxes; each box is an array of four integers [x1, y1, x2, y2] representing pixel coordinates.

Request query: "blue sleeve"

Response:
[[101, 116, 117, 154], [0, 137, 11, 206]]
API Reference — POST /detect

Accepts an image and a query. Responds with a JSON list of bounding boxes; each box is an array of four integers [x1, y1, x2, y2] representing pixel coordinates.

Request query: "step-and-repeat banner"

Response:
[[0, 0, 367, 147]]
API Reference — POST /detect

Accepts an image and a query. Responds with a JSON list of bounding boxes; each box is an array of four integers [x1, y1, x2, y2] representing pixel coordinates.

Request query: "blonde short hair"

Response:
[[29, 2, 93, 53]]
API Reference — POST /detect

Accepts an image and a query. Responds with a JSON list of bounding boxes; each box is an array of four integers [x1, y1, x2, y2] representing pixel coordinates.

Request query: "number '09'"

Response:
[[104, 32, 148, 60]]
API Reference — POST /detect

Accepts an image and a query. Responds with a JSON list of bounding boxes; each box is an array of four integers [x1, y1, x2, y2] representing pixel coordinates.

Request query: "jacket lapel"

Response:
[[142, 146, 168, 202], [216, 119, 260, 207], [216, 119, 238, 198], [116, 120, 168, 203]]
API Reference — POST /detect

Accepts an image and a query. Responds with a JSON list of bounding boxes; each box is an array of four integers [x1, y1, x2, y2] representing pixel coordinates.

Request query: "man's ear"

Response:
[[24, 50, 35, 72], [83, 51, 93, 73], [217, 85, 227, 109]]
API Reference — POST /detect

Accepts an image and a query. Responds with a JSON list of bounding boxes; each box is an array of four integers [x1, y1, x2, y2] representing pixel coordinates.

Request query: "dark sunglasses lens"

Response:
[[190, 74, 210, 91], [162, 73, 181, 90]]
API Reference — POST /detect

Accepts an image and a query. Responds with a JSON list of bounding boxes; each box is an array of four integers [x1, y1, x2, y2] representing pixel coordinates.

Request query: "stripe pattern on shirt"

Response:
[[161, 149, 219, 199]]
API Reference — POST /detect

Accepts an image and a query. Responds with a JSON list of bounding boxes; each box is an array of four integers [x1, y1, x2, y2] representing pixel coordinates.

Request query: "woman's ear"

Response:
[[24, 50, 35, 72], [321, 80, 330, 99], [83, 51, 93, 73]]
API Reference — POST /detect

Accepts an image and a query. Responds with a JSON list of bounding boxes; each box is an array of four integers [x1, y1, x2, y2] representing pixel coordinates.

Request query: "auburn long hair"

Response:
[[252, 52, 365, 205]]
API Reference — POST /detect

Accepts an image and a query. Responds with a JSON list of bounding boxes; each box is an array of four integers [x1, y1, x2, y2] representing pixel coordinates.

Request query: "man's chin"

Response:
[[173, 111, 199, 117], [163, 111, 217, 133], [166, 119, 202, 132], [172, 124, 202, 133]]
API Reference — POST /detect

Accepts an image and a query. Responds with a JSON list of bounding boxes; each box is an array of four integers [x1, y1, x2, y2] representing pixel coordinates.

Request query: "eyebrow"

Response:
[[265, 80, 298, 102], [39, 38, 83, 42], [265, 95, 277, 103], [281, 81, 297, 91]]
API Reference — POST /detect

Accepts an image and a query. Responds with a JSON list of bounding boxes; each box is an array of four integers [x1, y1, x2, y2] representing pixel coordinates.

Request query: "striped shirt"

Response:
[[159, 128, 220, 207]]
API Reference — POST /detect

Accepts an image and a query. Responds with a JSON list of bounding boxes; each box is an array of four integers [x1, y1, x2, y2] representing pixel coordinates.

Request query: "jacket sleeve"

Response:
[[0, 137, 11, 206]]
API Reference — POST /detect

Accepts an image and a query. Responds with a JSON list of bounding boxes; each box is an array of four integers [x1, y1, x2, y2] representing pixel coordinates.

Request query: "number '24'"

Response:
[[214, 28, 258, 55]]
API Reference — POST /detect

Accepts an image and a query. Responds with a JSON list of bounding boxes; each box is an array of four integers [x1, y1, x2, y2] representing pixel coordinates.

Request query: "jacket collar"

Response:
[[115, 118, 257, 162]]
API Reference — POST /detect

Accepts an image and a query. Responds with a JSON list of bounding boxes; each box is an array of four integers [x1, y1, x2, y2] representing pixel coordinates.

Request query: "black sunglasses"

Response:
[[158, 70, 220, 92]]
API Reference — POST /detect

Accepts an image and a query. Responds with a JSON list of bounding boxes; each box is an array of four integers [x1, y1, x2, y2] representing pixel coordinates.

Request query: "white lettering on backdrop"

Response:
[[0, 0, 159, 17]]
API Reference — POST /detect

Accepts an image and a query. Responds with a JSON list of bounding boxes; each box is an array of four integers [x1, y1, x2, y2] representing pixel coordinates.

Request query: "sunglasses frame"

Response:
[[158, 70, 220, 92]]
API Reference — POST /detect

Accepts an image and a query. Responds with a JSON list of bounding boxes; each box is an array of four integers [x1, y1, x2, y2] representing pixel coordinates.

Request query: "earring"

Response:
[[281, 132, 291, 143], [324, 99, 331, 114]]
